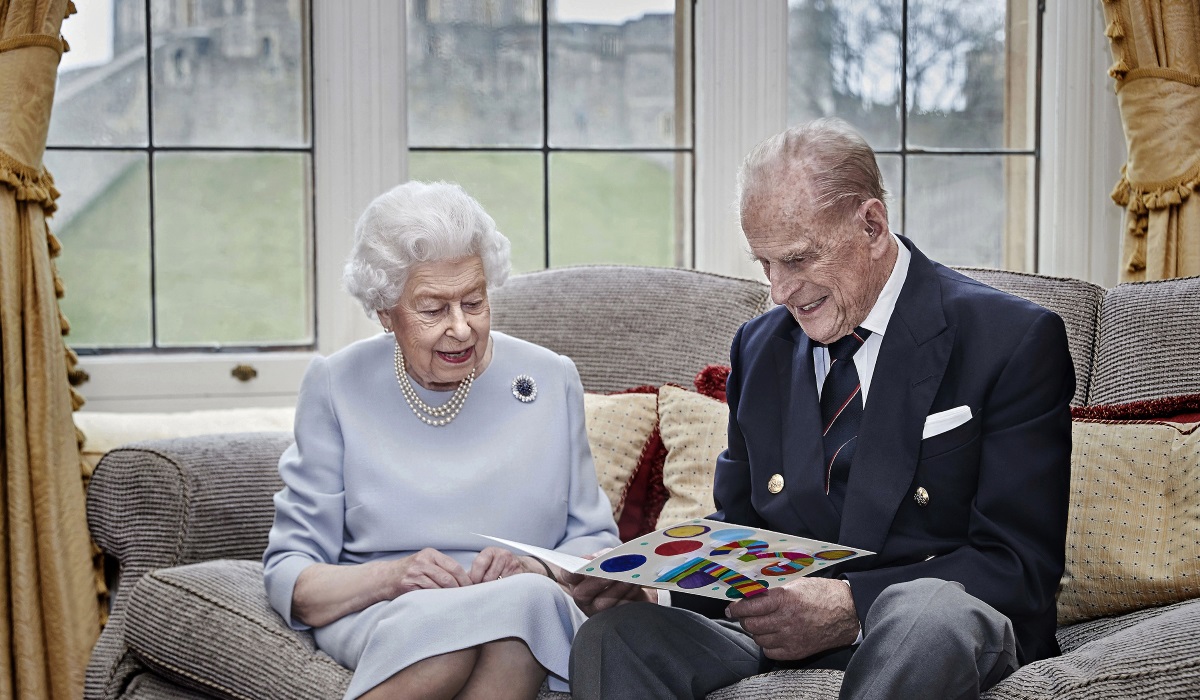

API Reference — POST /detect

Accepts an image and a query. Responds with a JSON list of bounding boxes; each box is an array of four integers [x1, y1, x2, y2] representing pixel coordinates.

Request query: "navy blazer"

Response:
[[696, 238, 1073, 665]]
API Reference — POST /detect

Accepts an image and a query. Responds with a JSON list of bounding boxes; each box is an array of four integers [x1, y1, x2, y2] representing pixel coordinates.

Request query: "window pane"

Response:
[[877, 154, 902, 233], [548, 152, 686, 267], [905, 155, 1033, 269], [788, 0, 902, 150], [151, 0, 309, 147], [906, 0, 1036, 150], [153, 152, 311, 346], [407, 0, 542, 148], [408, 151, 545, 273], [44, 151, 152, 347], [49, 0, 148, 147], [549, 1, 686, 148]]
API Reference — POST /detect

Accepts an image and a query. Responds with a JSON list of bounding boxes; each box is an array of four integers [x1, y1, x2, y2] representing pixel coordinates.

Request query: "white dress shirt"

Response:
[[813, 233, 911, 404]]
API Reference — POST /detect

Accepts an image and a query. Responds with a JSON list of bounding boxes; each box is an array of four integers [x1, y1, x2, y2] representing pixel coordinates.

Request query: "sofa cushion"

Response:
[[123, 560, 350, 700], [953, 267, 1103, 408], [490, 265, 770, 394], [1088, 275, 1200, 405], [655, 385, 729, 530], [1072, 393, 1200, 424], [982, 597, 1200, 699], [706, 668, 844, 700], [1057, 419, 1200, 625], [583, 391, 659, 520]]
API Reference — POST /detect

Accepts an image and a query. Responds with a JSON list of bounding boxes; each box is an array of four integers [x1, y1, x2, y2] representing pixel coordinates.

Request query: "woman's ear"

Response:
[[376, 310, 392, 332]]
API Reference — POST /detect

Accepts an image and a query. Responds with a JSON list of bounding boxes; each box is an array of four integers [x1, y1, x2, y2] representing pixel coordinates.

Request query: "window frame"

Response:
[[407, 0, 696, 271], [75, 0, 400, 411], [73, 0, 1121, 411]]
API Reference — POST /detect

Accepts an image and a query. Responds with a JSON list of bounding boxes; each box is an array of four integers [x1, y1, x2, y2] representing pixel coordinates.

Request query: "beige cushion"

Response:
[[583, 392, 658, 520], [75, 407, 295, 474], [1057, 419, 1200, 625], [655, 385, 728, 530]]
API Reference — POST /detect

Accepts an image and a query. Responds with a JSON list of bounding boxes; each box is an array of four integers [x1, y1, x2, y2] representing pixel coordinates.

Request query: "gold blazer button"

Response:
[[914, 487, 930, 507], [768, 474, 785, 494]]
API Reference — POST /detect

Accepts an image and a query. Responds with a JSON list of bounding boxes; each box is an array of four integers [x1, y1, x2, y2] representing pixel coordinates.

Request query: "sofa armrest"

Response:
[[87, 432, 292, 580], [85, 432, 292, 700]]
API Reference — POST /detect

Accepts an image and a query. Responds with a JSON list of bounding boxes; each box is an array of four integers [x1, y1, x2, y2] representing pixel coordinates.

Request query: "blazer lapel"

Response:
[[767, 324, 842, 543], [838, 242, 955, 554]]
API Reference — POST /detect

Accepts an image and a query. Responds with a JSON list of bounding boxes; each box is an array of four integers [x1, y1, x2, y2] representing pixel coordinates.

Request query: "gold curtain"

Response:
[[1103, 0, 1200, 281], [0, 1, 99, 699]]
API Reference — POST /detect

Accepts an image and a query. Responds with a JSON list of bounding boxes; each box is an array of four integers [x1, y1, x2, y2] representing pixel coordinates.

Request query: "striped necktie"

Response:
[[819, 327, 872, 512]]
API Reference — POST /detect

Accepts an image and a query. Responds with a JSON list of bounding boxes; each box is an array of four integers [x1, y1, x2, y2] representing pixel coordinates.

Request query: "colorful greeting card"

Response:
[[481, 519, 874, 600]]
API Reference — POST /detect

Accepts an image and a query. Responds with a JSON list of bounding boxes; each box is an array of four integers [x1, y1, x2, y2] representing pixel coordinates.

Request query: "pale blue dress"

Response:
[[263, 332, 619, 698]]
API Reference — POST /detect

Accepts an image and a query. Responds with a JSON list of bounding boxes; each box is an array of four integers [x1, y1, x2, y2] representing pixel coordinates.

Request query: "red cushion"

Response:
[[603, 385, 671, 542], [694, 364, 731, 403], [1072, 393, 1200, 423], [610, 369, 735, 541]]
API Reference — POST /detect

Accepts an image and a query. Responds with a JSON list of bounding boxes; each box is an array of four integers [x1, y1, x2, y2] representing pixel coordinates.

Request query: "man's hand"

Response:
[[561, 570, 656, 616], [726, 577, 860, 660]]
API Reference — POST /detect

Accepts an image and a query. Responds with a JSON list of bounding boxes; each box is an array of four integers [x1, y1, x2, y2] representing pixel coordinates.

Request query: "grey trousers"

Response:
[[569, 578, 1018, 700]]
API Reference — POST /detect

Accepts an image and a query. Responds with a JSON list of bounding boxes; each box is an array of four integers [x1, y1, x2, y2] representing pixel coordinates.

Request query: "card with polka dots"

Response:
[[482, 519, 873, 600]]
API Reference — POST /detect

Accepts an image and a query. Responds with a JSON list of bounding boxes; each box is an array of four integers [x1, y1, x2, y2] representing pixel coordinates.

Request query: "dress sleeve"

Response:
[[553, 355, 621, 556], [262, 355, 347, 630]]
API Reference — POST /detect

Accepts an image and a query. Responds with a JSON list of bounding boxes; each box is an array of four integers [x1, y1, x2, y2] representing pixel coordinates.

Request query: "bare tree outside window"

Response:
[[788, 0, 1037, 270]]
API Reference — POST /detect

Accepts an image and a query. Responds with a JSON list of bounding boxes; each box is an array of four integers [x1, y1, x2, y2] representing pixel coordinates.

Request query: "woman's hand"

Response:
[[390, 548, 473, 595], [468, 547, 538, 584], [561, 549, 655, 615], [562, 571, 656, 616]]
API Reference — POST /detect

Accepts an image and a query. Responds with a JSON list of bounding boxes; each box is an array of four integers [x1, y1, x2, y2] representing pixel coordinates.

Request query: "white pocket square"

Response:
[[923, 406, 973, 440]]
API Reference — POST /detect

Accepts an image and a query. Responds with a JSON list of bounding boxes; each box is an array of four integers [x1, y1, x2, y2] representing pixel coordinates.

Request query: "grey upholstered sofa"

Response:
[[85, 265, 1200, 699]]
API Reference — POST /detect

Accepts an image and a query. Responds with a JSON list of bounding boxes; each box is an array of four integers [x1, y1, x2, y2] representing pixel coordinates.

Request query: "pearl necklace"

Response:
[[393, 342, 475, 427]]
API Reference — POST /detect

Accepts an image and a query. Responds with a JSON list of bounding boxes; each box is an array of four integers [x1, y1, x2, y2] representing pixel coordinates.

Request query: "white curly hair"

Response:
[[342, 181, 512, 316]]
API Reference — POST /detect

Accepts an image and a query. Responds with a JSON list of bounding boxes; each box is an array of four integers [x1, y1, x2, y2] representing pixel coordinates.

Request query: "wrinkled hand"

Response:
[[469, 547, 535, 584], [391, 548, 472, 595], [726, 577, 860, 661], [561, 550, 655, 616]]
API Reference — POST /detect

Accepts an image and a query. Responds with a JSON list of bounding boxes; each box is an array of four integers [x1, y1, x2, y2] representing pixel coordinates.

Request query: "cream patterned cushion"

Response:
[[583, 392, 659, 520], [1057, 419, 1200, 625], [75, 407, 296, 475], [655, 385, 728, 530]]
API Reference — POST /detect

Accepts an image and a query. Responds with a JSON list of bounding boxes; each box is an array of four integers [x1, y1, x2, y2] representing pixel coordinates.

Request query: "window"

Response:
[[54, 1, 1116, 409], [405, 0, 693, 272], [786, 0, 1038, 270], [46, 0, 313, 351]]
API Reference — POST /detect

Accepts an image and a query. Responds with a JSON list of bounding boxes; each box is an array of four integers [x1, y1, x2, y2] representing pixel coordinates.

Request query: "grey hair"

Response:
[[736, 117, 888, 225], [343, 181, 512, 315]]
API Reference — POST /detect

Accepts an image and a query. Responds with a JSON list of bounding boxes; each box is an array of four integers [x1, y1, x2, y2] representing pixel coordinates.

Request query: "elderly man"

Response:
[[565, 118, 1074, 700]]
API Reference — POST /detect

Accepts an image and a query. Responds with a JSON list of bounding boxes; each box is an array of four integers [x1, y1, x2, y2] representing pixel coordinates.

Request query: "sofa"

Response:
[[83, 264, 1200, 699]]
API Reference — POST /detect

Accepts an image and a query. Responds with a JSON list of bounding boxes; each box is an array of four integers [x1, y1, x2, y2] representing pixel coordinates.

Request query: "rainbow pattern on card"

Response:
[[655, 556, 768, 597]]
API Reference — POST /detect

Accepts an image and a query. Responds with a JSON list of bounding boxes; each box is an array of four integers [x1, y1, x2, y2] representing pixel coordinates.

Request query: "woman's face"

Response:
[[378, 256, 492, 391]]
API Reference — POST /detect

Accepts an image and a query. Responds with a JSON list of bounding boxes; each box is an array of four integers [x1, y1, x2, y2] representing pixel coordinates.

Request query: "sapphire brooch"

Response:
[[511, 374, 537, 403]]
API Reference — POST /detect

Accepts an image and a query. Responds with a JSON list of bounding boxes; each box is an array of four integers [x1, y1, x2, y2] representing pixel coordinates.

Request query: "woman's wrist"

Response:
[[523, 555, 559, 583]]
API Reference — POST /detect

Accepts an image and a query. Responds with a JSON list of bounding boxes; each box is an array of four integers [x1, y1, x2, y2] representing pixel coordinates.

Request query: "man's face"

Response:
[[742, 190, 891, 345]]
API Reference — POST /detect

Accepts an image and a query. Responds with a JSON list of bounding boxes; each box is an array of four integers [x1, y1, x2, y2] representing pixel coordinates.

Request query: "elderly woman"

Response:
[[263, 181, 619, 700]]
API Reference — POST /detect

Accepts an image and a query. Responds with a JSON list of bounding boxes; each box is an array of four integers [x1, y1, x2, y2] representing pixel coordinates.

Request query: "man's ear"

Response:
[[858, 198, 891, 258], [860, 198, 889, 238]]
